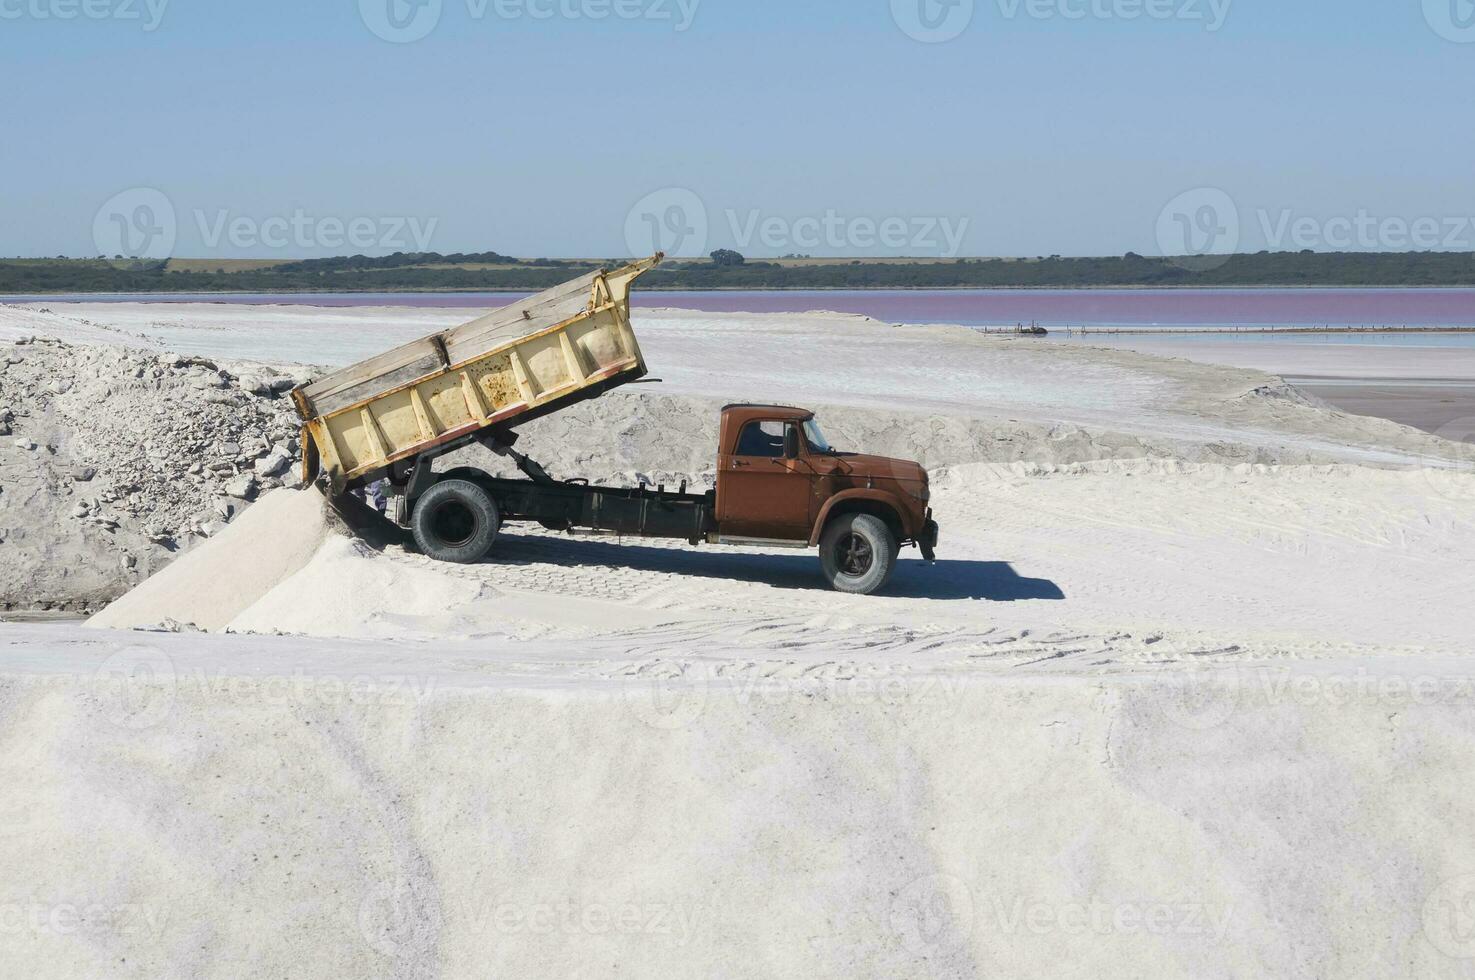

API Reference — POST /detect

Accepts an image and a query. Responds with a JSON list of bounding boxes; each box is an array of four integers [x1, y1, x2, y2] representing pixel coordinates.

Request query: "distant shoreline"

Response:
[[9, 287, 1475, 334], [7, 250, 1475, 295], [9, 282, 1475, 297]]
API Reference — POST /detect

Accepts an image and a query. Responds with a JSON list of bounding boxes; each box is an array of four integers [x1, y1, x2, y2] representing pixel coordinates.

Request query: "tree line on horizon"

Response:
[[3, 250, 1475, 293]]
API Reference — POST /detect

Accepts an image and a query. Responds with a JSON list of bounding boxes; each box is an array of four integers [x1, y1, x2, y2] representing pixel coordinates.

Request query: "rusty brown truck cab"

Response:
[[391, 403, 937, 595], [712, 405, 937, 592]]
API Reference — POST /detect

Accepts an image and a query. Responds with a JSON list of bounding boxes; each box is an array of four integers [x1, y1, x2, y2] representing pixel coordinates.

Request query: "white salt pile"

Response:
[[227, 534, 491, 638], [87, 487, 493, 638], [86, 489, 334, 632]]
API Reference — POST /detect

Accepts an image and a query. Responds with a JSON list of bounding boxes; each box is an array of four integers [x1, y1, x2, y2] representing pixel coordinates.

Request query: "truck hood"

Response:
[[824, 453, 927, 484]]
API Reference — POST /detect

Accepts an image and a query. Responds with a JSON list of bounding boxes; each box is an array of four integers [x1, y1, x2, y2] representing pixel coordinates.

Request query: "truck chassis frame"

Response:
[[388, 429, 717, 545]]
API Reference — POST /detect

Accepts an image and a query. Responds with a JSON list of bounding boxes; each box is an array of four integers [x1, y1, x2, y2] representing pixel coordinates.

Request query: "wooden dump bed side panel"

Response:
[[443, 269, 601, 367], [299, 337, 447, 419]]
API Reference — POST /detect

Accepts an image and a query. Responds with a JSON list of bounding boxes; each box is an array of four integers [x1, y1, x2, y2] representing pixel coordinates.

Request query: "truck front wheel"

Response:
[[411, 479, 499, 563], [819, 513, 898, 595]]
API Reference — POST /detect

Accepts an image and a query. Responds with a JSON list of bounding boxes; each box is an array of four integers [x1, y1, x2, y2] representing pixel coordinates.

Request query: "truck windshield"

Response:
[[803, 418, 835, 454]]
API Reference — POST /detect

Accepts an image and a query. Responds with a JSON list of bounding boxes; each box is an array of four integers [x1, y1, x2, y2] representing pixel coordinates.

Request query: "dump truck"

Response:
[[292, 254, 938, 594]]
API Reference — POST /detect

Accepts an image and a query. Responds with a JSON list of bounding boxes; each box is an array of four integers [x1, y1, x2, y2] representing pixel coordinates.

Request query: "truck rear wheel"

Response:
[[819, 513, 898, 595], [411, 479, 499, 563]]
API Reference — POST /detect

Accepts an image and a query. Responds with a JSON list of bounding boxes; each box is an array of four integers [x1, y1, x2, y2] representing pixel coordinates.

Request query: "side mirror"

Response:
[[784, 426, 800, 459]]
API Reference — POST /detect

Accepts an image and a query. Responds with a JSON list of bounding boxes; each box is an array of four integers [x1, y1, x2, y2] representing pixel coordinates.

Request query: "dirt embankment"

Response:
[[0, 336, 308, 612]]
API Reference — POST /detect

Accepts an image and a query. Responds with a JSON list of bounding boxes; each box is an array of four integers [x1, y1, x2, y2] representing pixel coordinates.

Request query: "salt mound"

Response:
[[87, 488, 335, 631], [0, 336, 306, 611], [228, 535, 491, 639], [89, 487, 494, 639]]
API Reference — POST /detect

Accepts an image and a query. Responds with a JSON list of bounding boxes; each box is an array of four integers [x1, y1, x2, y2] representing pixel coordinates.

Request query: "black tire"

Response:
[[819, 513, 898, 595], [411, 479, 499, 563]]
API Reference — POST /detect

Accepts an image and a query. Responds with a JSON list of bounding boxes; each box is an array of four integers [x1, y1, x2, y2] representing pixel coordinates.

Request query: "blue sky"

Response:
[[2, 0, 1472, 258]]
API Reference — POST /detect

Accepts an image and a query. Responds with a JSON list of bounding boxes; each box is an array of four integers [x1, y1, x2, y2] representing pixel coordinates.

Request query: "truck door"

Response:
[[717, 419, 813, 537]]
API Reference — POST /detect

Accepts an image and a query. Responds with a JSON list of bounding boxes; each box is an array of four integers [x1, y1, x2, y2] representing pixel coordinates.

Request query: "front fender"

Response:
[[808, 488, 913, 547]]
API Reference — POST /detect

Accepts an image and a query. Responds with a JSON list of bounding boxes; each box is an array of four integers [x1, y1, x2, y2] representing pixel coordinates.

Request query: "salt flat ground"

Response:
[[2, 301, 1475, 977], [1039, 333, 1475, 434], [103, 461, 1471, 665]]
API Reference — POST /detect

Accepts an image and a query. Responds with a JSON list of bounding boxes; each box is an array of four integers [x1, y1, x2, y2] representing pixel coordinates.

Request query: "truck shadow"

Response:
[[486, 533, 1065, 602], [888, 560, 1065, 601]]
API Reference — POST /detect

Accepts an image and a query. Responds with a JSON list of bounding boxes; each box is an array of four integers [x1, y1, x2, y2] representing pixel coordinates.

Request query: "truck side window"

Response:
[[735, 420, 788, 458]]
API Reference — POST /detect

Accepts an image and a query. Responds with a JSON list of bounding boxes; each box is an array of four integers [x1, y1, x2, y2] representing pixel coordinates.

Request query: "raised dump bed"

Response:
[[291, 254, 662, 492]]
